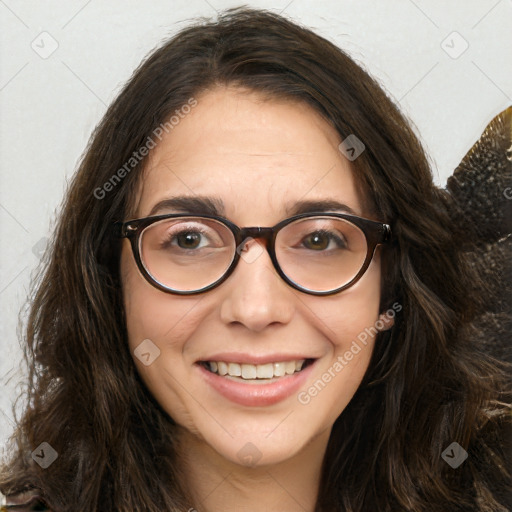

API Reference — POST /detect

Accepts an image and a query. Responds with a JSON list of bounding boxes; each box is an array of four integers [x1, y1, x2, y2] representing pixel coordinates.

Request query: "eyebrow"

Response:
[[148, 196, 225, 216], [147, 196, 357, 218], [286, 199, 358, 216]]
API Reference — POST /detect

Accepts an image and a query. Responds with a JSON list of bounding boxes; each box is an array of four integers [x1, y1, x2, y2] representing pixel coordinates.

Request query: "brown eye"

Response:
[[301, 230, 346, 251], [176, 232, 202, 249], [303, 231, 330, 250]]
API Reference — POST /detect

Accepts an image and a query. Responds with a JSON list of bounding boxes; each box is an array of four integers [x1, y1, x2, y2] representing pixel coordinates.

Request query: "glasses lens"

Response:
[[139, 217, 235, 292], [276, 216, 368, 292]]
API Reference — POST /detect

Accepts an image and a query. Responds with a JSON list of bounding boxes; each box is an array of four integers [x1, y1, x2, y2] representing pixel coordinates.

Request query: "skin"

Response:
[[121, 86, 393, 511]]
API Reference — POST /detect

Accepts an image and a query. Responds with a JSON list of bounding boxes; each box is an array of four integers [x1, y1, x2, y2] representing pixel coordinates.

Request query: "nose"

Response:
[[219, 239, 295, 332]]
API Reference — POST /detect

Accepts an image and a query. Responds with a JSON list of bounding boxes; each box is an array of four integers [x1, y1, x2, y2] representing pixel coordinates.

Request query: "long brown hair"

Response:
[[1, 8, 509, 511]]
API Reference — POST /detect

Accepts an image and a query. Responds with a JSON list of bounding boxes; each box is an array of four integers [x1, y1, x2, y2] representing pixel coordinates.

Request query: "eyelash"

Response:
[[299, 230, 347, 249], [160, 225, 214, 249]]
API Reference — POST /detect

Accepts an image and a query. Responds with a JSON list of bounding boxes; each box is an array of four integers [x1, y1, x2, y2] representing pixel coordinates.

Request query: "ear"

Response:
[[377, 311, 395, 331]]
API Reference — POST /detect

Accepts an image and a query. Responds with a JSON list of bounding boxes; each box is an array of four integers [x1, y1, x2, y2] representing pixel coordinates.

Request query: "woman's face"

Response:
[[121, 87, 387, 467]]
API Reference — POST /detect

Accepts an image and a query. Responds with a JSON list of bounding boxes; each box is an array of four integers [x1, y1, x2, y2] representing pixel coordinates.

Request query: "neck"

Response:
[[178, 428, 330, 512]]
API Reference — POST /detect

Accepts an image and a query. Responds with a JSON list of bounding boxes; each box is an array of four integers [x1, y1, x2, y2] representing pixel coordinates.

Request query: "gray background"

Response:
[[1, 0, 511, 449]]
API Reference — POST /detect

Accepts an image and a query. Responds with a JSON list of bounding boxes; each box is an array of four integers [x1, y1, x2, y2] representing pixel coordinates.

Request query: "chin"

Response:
[[186, 410, 325, 468]]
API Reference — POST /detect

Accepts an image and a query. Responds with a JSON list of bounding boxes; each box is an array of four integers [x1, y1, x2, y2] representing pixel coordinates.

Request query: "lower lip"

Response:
[[197, 361, 316, 407]]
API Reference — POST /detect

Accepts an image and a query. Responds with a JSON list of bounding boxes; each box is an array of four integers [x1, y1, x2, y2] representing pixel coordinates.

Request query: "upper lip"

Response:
[[197, 353, 317, 365]]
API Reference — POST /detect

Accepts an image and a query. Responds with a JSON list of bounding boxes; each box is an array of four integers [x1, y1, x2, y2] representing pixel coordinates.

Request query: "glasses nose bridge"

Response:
[[238, 226, 275, 246]]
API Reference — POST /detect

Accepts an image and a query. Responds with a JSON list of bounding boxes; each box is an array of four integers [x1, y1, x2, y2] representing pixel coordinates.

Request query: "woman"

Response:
[[1, 8, 510, 511]]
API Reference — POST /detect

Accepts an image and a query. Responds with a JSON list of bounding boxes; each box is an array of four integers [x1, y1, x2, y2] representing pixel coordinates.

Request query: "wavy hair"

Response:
[[1, 8, 509, 511]]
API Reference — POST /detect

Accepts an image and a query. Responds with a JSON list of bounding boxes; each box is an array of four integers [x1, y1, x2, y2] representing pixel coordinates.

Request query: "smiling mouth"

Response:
[[199, 359, 315, 381]]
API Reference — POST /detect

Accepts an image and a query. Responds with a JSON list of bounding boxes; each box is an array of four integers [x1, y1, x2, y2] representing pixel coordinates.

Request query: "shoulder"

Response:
[[2, 489, 51, 511]]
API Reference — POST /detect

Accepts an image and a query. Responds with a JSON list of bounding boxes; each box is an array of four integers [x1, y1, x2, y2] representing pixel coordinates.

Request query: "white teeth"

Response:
[[285, 361, 296, 375], [256, 363, 274, 379], [228, 362, 241, 376], [206, 359, 307, 379], [273, 362, 286, 377], [217, 361, 228, 376], [241, 364, 257, 379]]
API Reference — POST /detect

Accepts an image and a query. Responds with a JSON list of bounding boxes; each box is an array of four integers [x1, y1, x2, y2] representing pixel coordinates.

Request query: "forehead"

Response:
[[134, 87, 363, 222]]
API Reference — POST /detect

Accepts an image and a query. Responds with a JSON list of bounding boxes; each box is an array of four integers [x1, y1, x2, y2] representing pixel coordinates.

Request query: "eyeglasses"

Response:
[[115, 212, 391, 296]]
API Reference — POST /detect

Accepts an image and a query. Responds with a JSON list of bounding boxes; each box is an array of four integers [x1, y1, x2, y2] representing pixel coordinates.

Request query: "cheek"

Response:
[[121, 242, 208, 412], [300, 255, 383, 409], [121, 243, 201, 347], [314, 254, 383, 348], [121, 244, 208, 426]]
